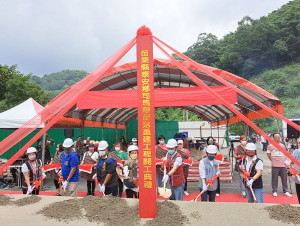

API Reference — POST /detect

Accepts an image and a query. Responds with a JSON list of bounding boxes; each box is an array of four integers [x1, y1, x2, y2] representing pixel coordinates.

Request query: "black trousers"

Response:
[[296, 183, 300, 204], [105, 185, 118, 196], [216, 177, 220, 194], [184, 177, 188, 191], [118, 178, 123, 197], [126, 189, 139, 198], [87, 180, 96, 194], [22, 188, 39, 195], [262, 142, 267, 151], [54, 179, 60, 189]]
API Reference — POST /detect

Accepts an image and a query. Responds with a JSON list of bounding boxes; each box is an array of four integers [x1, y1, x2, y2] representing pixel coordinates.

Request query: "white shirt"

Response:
[[83, 151, 99, 162], [261, 136, 266, 143], [244, 156, 263, 172], [162, 152, 182, 166], [21, 160, 42, 173]]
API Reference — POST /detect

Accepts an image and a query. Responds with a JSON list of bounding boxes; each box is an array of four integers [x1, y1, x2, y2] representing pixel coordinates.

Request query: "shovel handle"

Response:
[[245, 177, 257, 203], [193, 184, 208, 201]]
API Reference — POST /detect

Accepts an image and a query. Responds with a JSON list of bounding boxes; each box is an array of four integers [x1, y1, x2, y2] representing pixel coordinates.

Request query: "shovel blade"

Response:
[[158, 187, 172, 198]]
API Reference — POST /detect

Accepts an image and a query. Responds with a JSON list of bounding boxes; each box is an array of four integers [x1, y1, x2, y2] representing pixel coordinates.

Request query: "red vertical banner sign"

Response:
[[136, 26, 156, 218]]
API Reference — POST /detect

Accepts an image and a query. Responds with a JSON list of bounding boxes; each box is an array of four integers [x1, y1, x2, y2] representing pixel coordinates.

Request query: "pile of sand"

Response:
[[37, 196, 189, 225], [265, 204, 300, 225], [0, 194, 41, 207], [80, 196, 140, 225], [145, 201, 189, 226], [38, 198, 83, 222], [0, 194, 12, 206], [14, 196, 41, 206]]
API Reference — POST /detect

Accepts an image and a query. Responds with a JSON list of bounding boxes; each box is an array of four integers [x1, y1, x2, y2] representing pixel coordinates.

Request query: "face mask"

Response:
[[115, 147, 120, 151], [208, 155, 215, 161], [208, 141, 214, 145], [247, 151, 255, 157], [241, 141, 247, 145], [89, 148, 94, 152], [133, 142, 137, 146], [99, 151, 106, 157], [29, 155, 36, 161], [131, 154, 138, 160], [64, 148, 72, 154], [159, 140, 165, 144], [168, 150, 175, 155]]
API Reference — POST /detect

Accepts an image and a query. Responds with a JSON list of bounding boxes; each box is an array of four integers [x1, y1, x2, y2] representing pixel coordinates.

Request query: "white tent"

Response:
[[0, 98, 44, 129]]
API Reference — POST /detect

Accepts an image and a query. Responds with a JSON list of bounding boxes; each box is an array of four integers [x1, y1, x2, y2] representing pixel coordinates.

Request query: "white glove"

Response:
[[285, 161, 291, 167], [27, 185, 34, 194], [162, 174, 169, 183], [247, 179, 254, 187], [100, 184, 105, 193], [92, 174, 97, 180], [41, 173, 47, 180], [124, 171, 129, 179], [62, 180, 68, 190], [202, 184, 208, 192]]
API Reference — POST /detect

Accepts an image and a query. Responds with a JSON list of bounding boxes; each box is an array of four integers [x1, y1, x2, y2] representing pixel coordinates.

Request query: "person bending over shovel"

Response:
[[199, 145, 219, 202], [241, 143, 264, 203], [162, 139, 185, 201], [96, 141, 118, 196], [61, 138, 80, 197]]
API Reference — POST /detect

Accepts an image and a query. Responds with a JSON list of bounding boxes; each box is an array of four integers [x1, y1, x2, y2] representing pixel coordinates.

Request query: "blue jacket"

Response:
[[61, 151, 79, 182]]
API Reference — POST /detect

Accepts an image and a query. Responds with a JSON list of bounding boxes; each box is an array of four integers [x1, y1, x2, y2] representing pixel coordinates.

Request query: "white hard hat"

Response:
[[98, 140, 109, 151], [206, 145, 218, 154], [127, 145, 138, 153], [132, 138, 137, 142], [63, 138, 74, 148], [166, 139, 177, 148], [246, 143, 256, 151], [27, 147, 37, 154]]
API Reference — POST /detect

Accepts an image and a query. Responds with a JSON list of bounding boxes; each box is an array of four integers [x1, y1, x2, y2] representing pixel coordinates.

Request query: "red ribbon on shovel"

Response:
[[240, 165, 257, 203], [192, 172, 220, 201]]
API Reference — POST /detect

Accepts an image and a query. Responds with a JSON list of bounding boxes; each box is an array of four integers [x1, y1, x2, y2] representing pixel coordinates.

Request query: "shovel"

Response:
[[158, 164, 172, 198]]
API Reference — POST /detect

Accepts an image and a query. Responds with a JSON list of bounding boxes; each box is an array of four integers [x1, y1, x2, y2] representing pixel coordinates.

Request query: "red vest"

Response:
[[167, 153, 185, 187]]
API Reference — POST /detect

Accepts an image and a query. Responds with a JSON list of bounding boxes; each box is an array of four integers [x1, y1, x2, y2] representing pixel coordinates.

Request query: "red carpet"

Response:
[[0, 191, 298, 204]]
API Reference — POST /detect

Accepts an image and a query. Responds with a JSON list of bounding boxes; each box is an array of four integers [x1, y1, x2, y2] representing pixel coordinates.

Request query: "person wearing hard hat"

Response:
[[95, 140, 118, 196], [241, 143, 264, 203], [162, 138, 185, 201], [123, 145, 139, 198], [21, 147, 46, 195], [199, 145, 220, 202], [80, 143, 99, 196], [155, 135, 168, 188], [61, 138, 80, 197]]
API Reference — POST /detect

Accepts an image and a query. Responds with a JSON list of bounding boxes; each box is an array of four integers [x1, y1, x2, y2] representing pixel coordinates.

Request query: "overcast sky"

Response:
[[0, 0, 290, 77]]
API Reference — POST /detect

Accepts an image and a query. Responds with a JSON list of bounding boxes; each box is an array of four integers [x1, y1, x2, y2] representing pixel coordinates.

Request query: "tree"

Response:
[[0, 64, 50, 112]]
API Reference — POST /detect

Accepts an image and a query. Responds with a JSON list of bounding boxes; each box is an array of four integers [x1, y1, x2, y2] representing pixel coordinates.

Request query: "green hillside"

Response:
[[31, 70, 88, 99]]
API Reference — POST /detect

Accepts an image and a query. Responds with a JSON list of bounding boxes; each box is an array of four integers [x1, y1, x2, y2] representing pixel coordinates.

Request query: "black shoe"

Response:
[[91, 192, 95, 196], [86, 192, 91, 196], [56, 193, 61, 196]]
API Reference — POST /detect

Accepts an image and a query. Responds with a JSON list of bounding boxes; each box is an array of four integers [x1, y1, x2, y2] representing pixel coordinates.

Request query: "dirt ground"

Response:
[[265, 204, 300, 225], [0, 194, 299, 226]]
